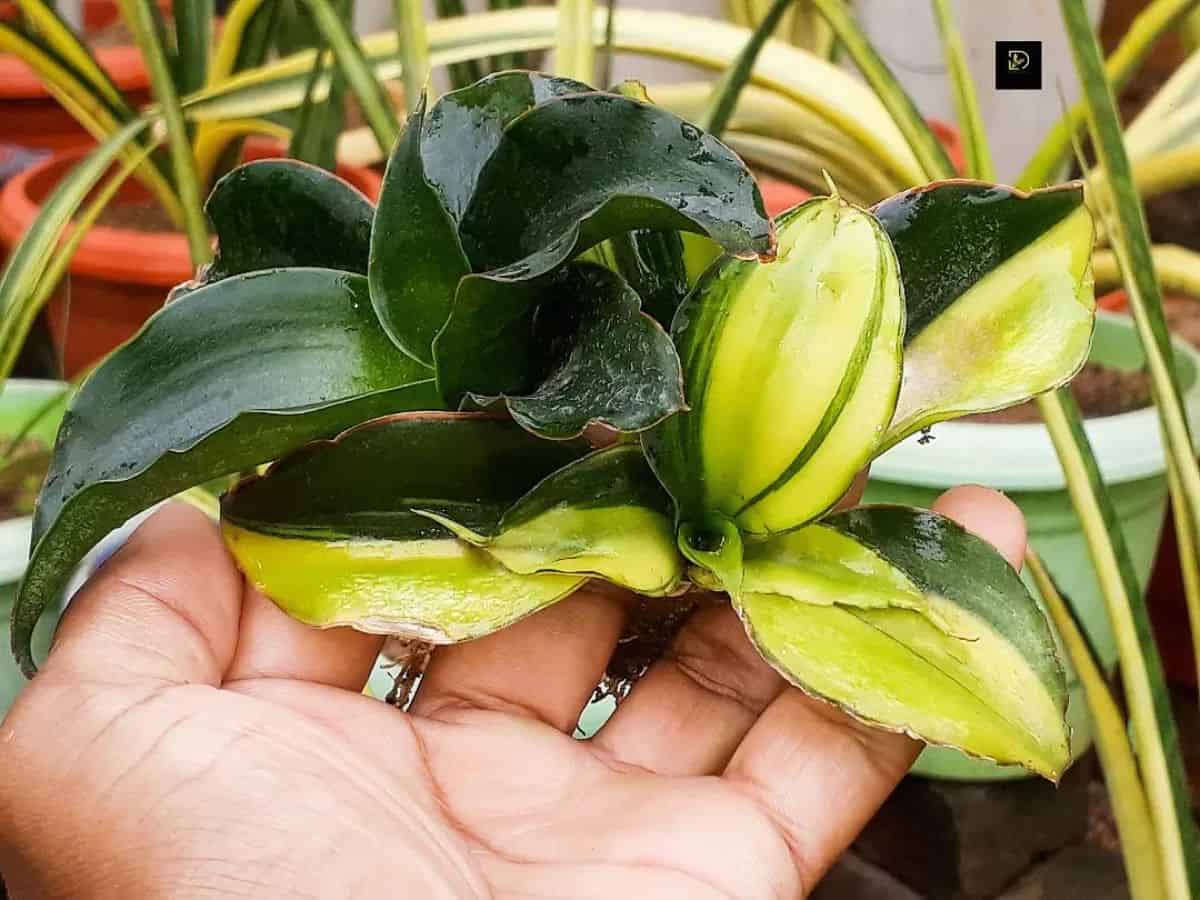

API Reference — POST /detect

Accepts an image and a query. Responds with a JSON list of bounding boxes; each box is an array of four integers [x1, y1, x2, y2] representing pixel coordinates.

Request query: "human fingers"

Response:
[[222, 585, 384, 692], [411, 585, 628, 733], [43, 503, 243, 686]]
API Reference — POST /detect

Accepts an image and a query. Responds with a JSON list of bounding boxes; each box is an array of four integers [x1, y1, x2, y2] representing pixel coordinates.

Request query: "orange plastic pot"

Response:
[[0, 141, 383, 376], [0, 0, 152, 151], [926, 117, 966, 177], [758, 178, 812, 218], [1093, 288, 1197, 686]]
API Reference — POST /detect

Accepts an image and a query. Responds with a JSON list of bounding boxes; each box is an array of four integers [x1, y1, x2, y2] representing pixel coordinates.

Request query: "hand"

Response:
[[0, 486, 1025, 899]]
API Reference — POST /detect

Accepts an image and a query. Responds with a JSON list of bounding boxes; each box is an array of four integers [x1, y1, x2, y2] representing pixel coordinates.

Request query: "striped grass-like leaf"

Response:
[[1057, 0, 1200, 892], [1038, 388, 1199, 898], [1020, 0, 1200, 188], [0, 23, 181, 219], [698, 0, 791, 138], [393, 0, 429, 112], [811, 0, 952, 183], [177, 8, 924, 188], [1027, 551, 1166, 900], [174, 0, 215, 98], [305, 0, 399, 154], [13, 0, 132, 115], [555, 0, 594, 83], [0, 119, 152, 384], [0, 139, 161, 382], [928, 0, 992, 179], [119, 0, 211, 264]]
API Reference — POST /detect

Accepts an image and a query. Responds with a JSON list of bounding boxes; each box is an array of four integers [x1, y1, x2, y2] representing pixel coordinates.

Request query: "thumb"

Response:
[[42, 503, 245, 687]]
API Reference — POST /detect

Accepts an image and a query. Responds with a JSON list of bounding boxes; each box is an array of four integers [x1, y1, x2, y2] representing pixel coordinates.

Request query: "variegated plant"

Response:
[[13, 72, 1095, 780]]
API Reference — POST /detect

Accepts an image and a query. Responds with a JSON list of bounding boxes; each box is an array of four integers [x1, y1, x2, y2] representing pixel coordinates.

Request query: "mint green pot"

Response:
[[866, 313, 1200, 780], [0, 379, 71, 712]]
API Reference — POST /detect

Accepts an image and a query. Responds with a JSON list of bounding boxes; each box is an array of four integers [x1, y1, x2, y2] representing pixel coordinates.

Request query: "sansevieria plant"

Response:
[[13, 70, 1095, 780]]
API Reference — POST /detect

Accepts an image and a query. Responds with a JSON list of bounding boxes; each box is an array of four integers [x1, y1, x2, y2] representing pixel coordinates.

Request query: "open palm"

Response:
[[0, 494, 1024, 899]]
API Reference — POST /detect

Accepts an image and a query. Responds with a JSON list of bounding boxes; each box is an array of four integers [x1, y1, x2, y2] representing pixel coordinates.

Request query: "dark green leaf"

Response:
[[223, 412, 588, 541], [368, 93, 472, 365], [872, 180, 1095, 447], [14, 269, 438, 676], [606, 229, 690, 326], [873, 181, 1084, 341], [368, 71, 773, 396], [452, 263, 684, 438], [201, 160, 375, 284], [369, 74, 586, 365], [457, 90, 772, 271]]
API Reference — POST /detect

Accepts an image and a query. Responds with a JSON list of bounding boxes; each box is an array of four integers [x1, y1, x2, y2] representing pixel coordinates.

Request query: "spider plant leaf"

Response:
[[1027, 551, 1166, 900], [181, 7, 922, 189], [0, 119, 154, 384], [928, 0, 992, 179], [425, 443, 683, 595], [12, 0, 132, 117], [119, 0, 211, 264], [303, 0, 399, 153], [0, 24, 181, 220], [200, 160, 374, 284], [369, 71, 772, 379], [1060, 0, 1200, 890], [735, 505, 1070, 780], [433, 0, 484, 89], [643, 195, 904, 550], [12, 269, 439, 677], [873, 180, 1096, 448], [289, 37, 348, 172], [444, 263, 684, 438], [811, 0, 954, 183], [221, 413, 593, 640]]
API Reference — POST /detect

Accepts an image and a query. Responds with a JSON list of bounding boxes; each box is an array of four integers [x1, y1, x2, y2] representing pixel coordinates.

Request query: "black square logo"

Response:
[[995, 41, 1042, 90]]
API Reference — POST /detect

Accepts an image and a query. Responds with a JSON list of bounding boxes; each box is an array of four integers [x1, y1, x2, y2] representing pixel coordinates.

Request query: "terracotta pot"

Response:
[[757, 178, 812, 218], [0, 0, 153, 151], [1091, 288, 1197, 686], [755, 117, 966, 220], [0, 142, 383, 376], [926, 117, 967, 177]]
